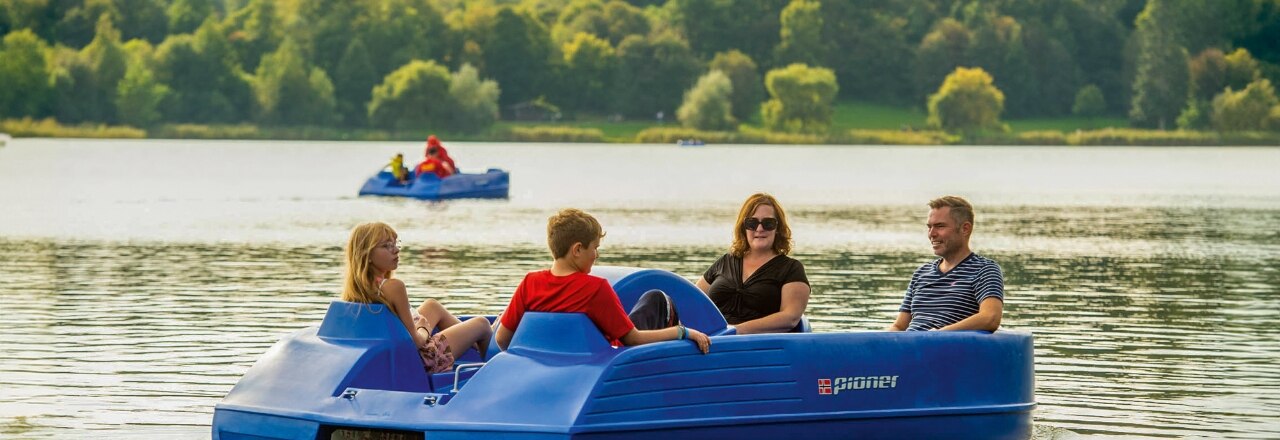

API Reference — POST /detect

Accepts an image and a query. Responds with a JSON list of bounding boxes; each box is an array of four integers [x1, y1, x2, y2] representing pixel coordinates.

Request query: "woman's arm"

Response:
[[380, 278, 430, 346], [733, 281, 810, 334], [695, 277, 711, 295]]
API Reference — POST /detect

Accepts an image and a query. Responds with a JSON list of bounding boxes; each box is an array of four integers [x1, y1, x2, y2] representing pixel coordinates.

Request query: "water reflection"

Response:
[[2, 139, 1279, 438], [2, 207, 1278, 439]]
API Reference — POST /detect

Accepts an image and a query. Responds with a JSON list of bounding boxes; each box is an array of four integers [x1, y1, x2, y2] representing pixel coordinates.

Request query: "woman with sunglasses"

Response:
[[696, 193, 811, 334], [341, 222, 492, 373]]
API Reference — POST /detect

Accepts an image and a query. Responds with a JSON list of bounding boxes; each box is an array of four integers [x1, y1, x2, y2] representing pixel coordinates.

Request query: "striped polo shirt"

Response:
[[899, 253, 1004, 331]]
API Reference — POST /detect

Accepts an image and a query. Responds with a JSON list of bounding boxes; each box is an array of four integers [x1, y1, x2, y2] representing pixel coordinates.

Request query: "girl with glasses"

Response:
[[341, 222, 492, 373], [695, 193, 811, 334]]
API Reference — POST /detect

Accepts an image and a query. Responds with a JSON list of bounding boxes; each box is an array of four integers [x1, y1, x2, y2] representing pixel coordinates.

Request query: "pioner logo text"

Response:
[[817, 376, 899, 395]]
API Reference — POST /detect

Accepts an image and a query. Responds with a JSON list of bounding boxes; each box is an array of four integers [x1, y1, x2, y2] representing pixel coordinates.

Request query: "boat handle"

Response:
[[451, 362, 486, 393]]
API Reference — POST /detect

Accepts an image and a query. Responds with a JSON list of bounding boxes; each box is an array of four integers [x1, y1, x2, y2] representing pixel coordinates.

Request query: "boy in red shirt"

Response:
[[414, 146, 454, 179], [496, 208, 710, 353]]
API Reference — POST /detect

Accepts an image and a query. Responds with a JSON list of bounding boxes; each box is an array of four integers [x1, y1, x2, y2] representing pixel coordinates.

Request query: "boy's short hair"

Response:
[[547, 208, 605, 259]]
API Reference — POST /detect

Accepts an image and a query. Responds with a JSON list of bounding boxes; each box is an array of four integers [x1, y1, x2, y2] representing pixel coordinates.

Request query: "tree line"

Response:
[[1, 0, 1278, 135]]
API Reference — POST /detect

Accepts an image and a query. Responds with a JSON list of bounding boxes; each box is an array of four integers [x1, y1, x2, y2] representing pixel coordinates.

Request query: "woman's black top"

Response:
[[702, 253, 809, 325]]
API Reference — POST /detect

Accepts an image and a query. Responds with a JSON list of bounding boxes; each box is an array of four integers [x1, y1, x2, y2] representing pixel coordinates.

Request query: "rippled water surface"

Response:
[[1, 139, 1278, 439]]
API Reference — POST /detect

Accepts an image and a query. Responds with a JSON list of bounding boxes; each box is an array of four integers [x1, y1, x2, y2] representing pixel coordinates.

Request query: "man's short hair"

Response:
[[928, 195, 974, 226], [547, 208, 605, 259]]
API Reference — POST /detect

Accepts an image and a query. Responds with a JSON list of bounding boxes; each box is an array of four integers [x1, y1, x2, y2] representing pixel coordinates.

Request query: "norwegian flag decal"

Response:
[[818, 378, 832, 395]]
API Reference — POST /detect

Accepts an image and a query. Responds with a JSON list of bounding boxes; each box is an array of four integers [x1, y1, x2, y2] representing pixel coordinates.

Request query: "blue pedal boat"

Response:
[[358, 168, 510, 200], [212, 266, 1035, 439]]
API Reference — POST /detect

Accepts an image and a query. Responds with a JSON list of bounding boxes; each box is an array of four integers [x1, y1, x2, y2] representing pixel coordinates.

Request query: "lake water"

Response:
[[0, 139, 1277, 439]]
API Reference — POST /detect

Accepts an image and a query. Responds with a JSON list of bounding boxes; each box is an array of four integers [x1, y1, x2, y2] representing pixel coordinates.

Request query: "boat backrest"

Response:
[[592, 266, 730, 335], [507, 312, 613, 355], [316, 301, 433, 392]]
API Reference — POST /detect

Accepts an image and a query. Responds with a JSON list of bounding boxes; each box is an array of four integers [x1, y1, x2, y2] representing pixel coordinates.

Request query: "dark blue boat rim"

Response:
[[212, 266, 1035, 439], [357, 168, 510, 200]]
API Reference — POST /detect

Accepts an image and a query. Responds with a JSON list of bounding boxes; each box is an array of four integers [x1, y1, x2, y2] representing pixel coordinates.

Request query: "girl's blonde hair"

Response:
[[341, 222, 399, 313]]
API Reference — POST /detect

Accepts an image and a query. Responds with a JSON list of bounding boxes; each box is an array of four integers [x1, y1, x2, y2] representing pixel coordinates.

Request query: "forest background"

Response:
[[2, 0, 1279, 145]]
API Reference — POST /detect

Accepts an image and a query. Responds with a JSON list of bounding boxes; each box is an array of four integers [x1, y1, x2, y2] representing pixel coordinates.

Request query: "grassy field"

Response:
[[495, 102, 1130, 139]]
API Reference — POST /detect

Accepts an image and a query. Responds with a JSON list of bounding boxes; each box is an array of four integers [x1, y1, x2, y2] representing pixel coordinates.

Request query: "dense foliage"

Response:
[[927, 67, 1004, 133], [2, 0, 1279, 134]]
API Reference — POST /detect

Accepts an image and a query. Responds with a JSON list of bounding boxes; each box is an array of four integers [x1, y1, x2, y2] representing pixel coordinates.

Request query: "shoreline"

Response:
[[3, 117, 1278, 147]]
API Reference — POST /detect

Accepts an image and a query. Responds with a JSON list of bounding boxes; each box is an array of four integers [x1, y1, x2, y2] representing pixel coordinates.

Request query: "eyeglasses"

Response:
[[376, 240, 403, 252], [743, 217, 779, 231]]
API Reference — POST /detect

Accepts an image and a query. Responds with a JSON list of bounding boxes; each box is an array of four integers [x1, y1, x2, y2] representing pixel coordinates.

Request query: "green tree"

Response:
[[1223, 48, 1261, 91], [760, 63, 838, 134], [552, 0, 649, 46], [613, 33, 702, 118], [357, 0, 450, 88], [116, 60, 169, 127], [333, 37, 378, 126], [153, 18, 252, 123], [447, 63, 501, 134], [253, 39, 336, 125], [53, 0, 118, 48], [78, 15, 128, 123], [479, 7, 552, 106], [0, 29, 53, 118], [915, 18, 971, 104], [1189, 48, 1228, 100], [773, 0, 826, 67], [677, 70, 736, 130], [1072, 84, 1106, 118], [1176, 96, 1210, 130], [927, 66, 1005, 133], [709, 50, 763, 121], [368, 60, 453, 130], [167, 0, 218, 35], [559, 32, 616, 114], [671, 0, 788, 64], [1211, 79, 1278, 131], [222, 0, 281, 72], [1130, 0, 1190, 129], [820, 0, 915, 104], [117, 0, 169, 43]]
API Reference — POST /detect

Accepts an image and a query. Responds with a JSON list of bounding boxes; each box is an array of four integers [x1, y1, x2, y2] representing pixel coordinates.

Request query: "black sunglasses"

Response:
[[743, 217, 779, 231]]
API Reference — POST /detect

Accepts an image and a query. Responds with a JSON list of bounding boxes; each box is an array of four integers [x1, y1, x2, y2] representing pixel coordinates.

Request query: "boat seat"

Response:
[[593, 267, 732, 335]]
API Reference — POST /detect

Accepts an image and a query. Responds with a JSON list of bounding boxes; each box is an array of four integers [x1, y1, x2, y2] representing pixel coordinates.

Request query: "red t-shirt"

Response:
[[500, 270, 635, 346], [414, 157, 453, 178]]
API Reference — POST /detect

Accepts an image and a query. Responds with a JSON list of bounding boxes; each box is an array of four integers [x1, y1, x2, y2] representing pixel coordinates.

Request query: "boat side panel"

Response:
[[358, 170, 509, 200], [569, 411, 1032, 440], [578, 331, 1034, 435]]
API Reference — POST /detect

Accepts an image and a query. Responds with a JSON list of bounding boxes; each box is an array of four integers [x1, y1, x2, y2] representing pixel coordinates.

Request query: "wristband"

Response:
[[678, 325, 687, 340]]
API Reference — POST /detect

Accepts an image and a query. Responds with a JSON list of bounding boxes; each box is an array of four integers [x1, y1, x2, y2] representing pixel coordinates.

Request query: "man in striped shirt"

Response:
[[886, 196, 1004, 332]]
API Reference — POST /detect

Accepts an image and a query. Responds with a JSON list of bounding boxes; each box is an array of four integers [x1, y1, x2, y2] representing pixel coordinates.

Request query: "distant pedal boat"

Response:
[[358, 168, 510, 200], [212, 266, 1035, 439]]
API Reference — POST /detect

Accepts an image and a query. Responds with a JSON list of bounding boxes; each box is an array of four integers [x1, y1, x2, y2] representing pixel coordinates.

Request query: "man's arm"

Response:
[[939, 298, 1003, 331], [734, 282, 810, 334], [885, 311, 911, 331]]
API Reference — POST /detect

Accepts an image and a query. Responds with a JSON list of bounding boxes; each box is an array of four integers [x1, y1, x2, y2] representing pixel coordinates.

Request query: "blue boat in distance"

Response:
[[358, 168, 510, 200], [212, 266, 1035, 439]]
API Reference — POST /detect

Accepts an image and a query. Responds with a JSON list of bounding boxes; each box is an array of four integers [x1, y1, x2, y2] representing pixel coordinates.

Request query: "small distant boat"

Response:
[[676, 139, 705, 146], [358, 168, 510, 200], [212, 266, 1035, 439]]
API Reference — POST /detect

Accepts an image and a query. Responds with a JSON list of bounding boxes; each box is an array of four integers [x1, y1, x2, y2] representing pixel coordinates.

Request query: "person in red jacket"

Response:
[[424, 135, 457, 173], [414, 145, 454, 179]]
